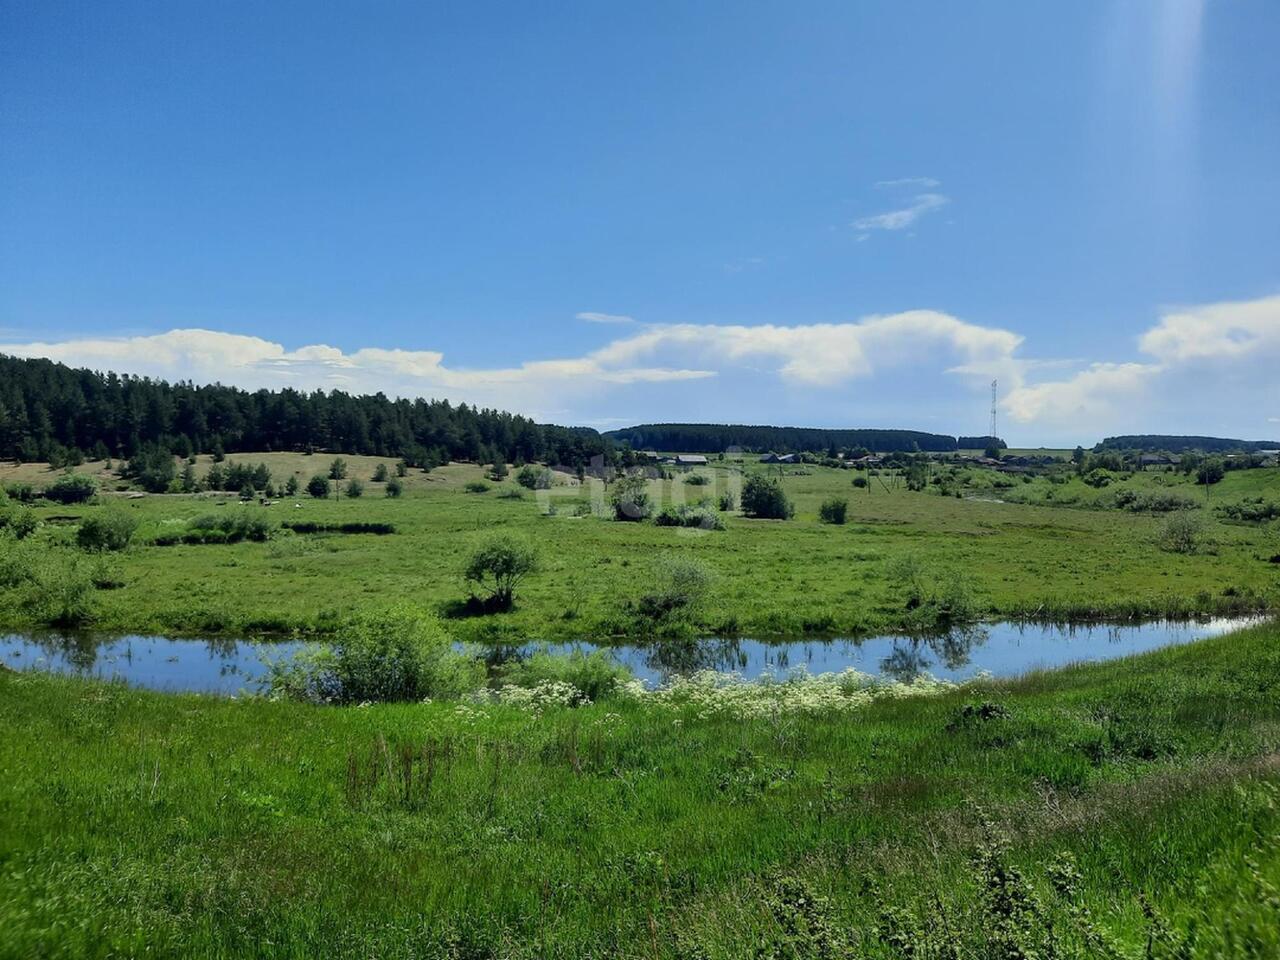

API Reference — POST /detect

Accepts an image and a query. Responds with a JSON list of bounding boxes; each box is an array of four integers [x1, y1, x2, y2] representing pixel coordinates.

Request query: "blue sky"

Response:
[[2, 1, 1278, 444]]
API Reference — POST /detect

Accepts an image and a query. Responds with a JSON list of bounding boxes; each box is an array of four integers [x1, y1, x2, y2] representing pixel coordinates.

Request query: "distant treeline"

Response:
[[605, 423, 1003, 454], [1095, 435, 1280, 454], [0, 355, 608, 467]]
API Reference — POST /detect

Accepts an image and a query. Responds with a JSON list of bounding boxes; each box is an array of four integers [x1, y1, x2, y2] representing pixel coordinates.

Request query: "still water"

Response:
[[0, 617, 1263, 696]]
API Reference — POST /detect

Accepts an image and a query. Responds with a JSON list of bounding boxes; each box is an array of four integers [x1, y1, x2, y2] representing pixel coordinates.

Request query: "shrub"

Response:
[[154, 513, 275, 545], [1159, 511, 1204, 554], [683, 473, 710, 486], [1082, 469, 1115, 489], [819, 497, 848, 524], [267, 606, 483, 704], [23, 552, 96, 626], [1217, 497, 1280, 523], [372, 463, 389, 482], [654, 504, 724, 530], [464, 480, 491, 494], [76, 508, 138, 551], [1196, 458, 1225, 485], [487, 462, 509, 481], [610, 474, 652, 521], [740, 474, 793, 519], [717, 492, 735, 511], [463, 535, 538, 611], [1110, 489, 1198, 513], [632, 555, 712, 629], [493, 649, 631, 703], [3, 482, 36, 502], [852, 475, 868, 489], [385, 477, 403, 498], [345, 478, 364, 498], [0, 493, 38, 539], [328, 458, 348, 480], [44, 473, 97, 504], [516, 465, 551, 490], [284, 475, 299, 497], [307, 474, 331, 498]]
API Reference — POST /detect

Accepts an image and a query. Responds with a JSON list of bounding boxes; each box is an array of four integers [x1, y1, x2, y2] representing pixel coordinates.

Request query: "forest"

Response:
[[604, 422, 997, 453], [0, 355, 608, 468]]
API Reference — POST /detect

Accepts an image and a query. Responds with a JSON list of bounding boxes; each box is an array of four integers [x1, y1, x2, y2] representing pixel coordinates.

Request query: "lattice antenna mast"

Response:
[[989, 379, 998, 441]]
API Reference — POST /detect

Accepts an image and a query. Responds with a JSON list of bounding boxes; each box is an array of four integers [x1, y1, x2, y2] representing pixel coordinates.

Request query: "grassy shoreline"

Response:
[[3, 620, 1280, 956]]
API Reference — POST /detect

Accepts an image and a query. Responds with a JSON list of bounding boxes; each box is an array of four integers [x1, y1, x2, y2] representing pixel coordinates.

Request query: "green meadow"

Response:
[[3, 619, 1279, 957], [1, 454, 1278, 640]]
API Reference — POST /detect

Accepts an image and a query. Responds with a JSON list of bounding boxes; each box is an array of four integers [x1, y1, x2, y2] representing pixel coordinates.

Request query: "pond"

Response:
[[0, 616, 1265, 696]]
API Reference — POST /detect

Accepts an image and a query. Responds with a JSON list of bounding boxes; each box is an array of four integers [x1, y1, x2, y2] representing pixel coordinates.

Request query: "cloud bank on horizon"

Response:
[[3, 294, 1277, 444]]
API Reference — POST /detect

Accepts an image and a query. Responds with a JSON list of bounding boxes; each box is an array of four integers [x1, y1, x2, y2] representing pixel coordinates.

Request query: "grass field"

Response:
[[2, 454, 1278, 640], [2, 618, 1279, 957]]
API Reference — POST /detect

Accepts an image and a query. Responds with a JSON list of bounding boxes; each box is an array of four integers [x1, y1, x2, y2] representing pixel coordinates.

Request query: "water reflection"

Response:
[[0, 616, 1265, 696]]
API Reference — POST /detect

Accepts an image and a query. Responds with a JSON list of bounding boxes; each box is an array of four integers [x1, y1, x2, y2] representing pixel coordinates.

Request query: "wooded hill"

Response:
[[605, 423, 1002, 454], [0, 355, 607, 468], [1095, 435, 1280, 454]]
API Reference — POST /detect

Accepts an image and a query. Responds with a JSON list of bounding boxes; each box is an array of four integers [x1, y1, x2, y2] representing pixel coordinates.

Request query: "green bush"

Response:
[[463, 535, 538, 611], [653, 504, 724, 530], [610, 474, 652, 521], [1159, 511, 1204, 554], [328, 458, 348, 480], [267, 606, 483, 704], [44, 473, 97, 504], [683, 473, 710, 486], [494, 649, 632, 703], [818, 497, 848, 524], [385, 477, 403, 498], [851, 475, 868, 489], [153, 512, 275, 545], [464, 480, 491, 494], [76, 508, 139, 551], [740, 474, 793, 519], [717, 492, 735, 511], [631, 555, 712, 630], [345, 478, 364, 498], [372, 463, 389, 482], [516, 465, 551, 490], [0, 492, 38, 539], [307, 474, 330, 498]]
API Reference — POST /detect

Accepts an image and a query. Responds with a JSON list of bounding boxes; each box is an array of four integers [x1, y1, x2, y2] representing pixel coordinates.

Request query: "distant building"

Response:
[[1139, 454, 1181, 470], [674, 455, 709, 469]]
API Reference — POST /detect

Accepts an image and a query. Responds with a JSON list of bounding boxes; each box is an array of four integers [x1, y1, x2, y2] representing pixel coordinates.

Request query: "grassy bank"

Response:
[[2, 620, 1279, 957], [3, 457, 1279, 640]]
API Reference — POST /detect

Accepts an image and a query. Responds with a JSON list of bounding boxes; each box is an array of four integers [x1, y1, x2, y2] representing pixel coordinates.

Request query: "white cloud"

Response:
[[588, 310, 1022, 387], [853, 193, 948, 232], [575, 311, 634, 325], [1137, 295, 1280, 362], [3, 293, 1276, 443], [1001, 294, 1280, 435]]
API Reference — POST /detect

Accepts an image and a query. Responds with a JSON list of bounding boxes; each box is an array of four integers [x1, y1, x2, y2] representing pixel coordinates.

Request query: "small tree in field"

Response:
[[328, 458, 348, 480], [464, 536, 538, 611], [819, 497, 848, 524], [284, 475, 299, 497], [345, 478, 364, 498], [307, 474, 330, 499], [373, 463, 389, 483], [740, 474, 793, 519], [488, 461, 509, 481], [385, 477, 403, 498], [610, 473, 652, 521]]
